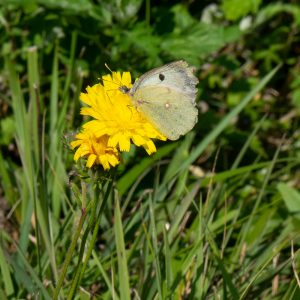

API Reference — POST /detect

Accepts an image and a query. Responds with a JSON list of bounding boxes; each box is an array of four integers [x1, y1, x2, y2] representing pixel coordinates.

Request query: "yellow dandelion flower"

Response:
[[71, 131, 119, 169], [79, 71, 167, 155]]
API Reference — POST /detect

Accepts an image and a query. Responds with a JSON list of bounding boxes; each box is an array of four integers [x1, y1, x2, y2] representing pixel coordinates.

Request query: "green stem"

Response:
[[145, 0, 150, 26], [67, 175, 115, 299], [52, 208, 87, 300], [79, 198, 104, 279], [67, 193, 99, 299], [67, 201, 104, 300]]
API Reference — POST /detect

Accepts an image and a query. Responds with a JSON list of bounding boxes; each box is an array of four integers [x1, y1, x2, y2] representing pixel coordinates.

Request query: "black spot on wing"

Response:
[[159, 73, 165, 81]]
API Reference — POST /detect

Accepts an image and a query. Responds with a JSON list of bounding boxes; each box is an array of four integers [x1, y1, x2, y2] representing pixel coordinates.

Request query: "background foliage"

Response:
[[0, 0, 300, 299]]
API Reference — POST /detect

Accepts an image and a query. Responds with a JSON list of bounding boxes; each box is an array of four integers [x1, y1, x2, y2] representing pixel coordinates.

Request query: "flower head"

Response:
[[71, 70, 167, 169], [71, 132, 119, 169]]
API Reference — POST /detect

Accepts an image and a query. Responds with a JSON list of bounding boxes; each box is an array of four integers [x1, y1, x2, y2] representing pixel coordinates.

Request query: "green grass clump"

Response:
[[0, 1, 300, 299]]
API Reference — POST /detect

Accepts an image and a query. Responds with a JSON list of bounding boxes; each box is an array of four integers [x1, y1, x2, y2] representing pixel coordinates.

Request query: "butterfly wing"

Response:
[[132, 85, 198, 140], [131, 60, 198, 104], [130, 60, 198, 140]]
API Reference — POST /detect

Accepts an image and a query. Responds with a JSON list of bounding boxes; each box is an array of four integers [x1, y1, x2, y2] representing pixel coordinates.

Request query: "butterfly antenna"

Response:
[[102, 65, 121, 104], [105, 63, 114, 74], [103, 62, 124, 88]]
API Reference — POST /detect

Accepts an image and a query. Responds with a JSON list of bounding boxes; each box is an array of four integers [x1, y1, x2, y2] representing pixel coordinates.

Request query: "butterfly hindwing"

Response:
[[132, 85, 198, 140]]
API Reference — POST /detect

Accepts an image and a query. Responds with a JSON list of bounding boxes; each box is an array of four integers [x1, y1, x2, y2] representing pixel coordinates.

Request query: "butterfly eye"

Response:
[[159, 74, 165, 81]]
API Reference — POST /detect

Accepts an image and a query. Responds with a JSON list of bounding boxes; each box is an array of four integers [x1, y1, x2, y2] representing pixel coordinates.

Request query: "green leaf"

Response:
[[0, 246, 14, 297], [278, 183, 300, 220], [0, 117, 15, 146], [161, 23, 240, 65], [222, 0, 261, 20], [117, 143, 177, 194]]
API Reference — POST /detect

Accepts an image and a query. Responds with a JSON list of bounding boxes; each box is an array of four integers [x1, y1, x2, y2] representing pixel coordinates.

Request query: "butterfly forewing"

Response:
[[130, 61, 198, 104], [124, 60, 199, 140]]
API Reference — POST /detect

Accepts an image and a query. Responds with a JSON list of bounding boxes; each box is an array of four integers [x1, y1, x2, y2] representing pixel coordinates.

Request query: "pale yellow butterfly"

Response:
[[119, 60, 199, 140]]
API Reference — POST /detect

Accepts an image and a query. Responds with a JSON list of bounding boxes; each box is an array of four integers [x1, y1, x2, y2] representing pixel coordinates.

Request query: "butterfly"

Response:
[[119, 60, 199, 140]]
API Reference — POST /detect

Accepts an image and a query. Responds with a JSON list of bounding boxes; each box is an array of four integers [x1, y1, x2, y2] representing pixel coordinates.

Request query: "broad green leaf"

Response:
[[278, 183, 300, 220], [222, 0, 261, 20]]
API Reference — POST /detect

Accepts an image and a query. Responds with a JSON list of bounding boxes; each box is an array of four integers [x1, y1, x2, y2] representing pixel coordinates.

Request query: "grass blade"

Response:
[[0, 245, 14, 296], [165, 64, 281, 182], [114, 196, 131, 300]]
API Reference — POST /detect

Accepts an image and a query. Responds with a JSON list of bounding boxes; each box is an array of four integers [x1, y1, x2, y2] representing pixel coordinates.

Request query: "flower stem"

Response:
[[66, 174, 115, 299], [66, 194, 99, 299], [52, 207, 87, 299]]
